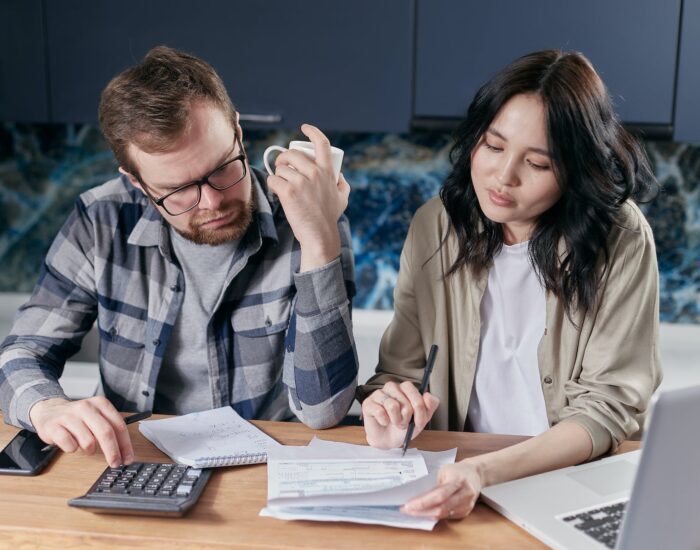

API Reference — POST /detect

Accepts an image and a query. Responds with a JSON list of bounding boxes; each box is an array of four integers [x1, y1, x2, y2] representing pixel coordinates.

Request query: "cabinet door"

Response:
[[45, 0, 412, 132], [415, 0, 680, 127], [674, 0, 700, 141], [0, 0, 49, 121]]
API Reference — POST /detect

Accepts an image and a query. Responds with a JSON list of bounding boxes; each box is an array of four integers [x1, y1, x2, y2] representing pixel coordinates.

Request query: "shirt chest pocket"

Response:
[[230, 297, 293, 394], [97, 311, 146, 373], [230, 297, 292, 338], [98, 311, 146, 349]]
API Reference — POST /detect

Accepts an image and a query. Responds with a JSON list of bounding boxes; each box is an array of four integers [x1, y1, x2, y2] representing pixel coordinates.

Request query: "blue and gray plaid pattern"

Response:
[[0, 168, 358, 430]]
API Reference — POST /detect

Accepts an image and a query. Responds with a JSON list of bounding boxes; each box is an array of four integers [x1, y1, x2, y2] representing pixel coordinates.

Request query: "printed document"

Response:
[[261, 438, 457, 530]]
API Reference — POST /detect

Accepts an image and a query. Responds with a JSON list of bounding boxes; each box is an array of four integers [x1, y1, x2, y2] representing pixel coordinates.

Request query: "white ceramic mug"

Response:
[[263, 140, 344, 182]]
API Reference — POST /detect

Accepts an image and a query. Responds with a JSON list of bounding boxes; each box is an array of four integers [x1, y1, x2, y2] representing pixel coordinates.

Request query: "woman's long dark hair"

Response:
[[440, 50, 657, 315]]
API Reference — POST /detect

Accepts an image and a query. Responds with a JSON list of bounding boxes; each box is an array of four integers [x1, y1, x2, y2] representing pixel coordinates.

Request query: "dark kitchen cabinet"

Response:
[[1, 0, 693, 139], [44, 0, 413, 132], [674, 0, 700, 142], [414, 0, 681, 134], [0, 0, 49, 121]]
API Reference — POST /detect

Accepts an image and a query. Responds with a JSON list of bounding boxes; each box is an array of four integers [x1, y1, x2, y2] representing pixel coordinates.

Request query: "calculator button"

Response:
[[176, 485, 193, 496]]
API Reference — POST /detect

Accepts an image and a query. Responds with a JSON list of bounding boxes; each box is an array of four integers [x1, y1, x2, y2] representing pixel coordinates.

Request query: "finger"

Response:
[[74, 400, 123, 466], [363, 398, 391, 427], [403, 481, 461, 514], [369, 388, 391, 407], [60, 416, 99, 455], [424, 487, 477, 520], [275, 149, 318, 179], [266, 173, 284, 195], [399, 381, 431, 429], [92, 400, 135, 465], [381, 386, 413, 427], [300, 123, 332, 171], [424, 392, 440, 415], [404, 491, 474, 520], [414, 392, 440, 429], [337, 173, 350, 207], [266, 174, 300, 204], [378, 393, 406, 427], [273, 162, 308, 186], [49, 424, 79, 453], [337, 172, 351, 194]]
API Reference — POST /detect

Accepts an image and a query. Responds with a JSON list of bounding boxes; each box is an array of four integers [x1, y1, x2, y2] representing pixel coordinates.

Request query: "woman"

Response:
[[357, 50, 662, 520]]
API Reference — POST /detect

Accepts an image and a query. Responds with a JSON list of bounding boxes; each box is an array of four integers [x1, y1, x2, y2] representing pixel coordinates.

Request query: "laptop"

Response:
[[480, 385, 700, 549]]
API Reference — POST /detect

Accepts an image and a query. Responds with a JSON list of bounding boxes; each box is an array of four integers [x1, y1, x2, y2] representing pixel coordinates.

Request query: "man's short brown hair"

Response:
[[98, 45, 237, 174]]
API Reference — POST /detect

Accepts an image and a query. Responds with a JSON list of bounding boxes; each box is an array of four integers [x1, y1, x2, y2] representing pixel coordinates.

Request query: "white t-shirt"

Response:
[[467, 241, 550, 436]]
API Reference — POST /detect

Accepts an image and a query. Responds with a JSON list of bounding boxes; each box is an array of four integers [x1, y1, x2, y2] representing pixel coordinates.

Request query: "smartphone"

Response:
[[0, 429, 58, 476]]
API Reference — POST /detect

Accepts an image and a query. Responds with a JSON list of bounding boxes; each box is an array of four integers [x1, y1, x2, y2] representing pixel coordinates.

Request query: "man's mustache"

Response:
[[191, 201, 246, 227]]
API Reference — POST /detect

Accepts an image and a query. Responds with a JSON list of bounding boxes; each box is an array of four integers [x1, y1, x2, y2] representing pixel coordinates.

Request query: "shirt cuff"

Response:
[[563, 413, 614, 460], [10, 382, 67, 430], [293, 257, 348, 316]]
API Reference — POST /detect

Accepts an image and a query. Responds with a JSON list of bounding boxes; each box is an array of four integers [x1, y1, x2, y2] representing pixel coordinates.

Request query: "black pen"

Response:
[[401, 344, 439, 456], [40, 410, 152, 452]]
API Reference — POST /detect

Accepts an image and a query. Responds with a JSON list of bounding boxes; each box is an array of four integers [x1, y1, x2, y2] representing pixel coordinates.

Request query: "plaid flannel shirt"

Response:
[[0, 168, 358, 429]]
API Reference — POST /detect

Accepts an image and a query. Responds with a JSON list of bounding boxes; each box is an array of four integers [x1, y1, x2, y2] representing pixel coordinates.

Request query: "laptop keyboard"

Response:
[[559, 499, 628, 549]]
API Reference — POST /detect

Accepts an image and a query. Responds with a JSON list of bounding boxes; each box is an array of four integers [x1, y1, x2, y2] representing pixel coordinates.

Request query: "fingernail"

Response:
[[124, 453, 133, 464]]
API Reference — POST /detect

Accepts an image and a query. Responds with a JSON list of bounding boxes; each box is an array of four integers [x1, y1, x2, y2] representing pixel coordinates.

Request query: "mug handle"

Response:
[[263, 145, 288, 175]]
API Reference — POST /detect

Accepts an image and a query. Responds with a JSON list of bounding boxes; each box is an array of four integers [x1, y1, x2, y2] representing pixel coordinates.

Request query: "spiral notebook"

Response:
[[138, 406, 280, 468]]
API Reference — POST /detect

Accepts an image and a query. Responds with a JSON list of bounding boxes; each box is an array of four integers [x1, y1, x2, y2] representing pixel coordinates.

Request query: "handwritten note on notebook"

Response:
[[139, 406, 280, 468]]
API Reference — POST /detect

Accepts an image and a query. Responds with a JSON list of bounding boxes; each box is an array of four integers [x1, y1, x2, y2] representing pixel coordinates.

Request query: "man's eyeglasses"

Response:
[[137, 135, 247, 216]]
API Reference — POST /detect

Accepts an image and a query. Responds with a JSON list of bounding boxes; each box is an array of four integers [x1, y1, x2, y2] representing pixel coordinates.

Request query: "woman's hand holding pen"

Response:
[[362, 345, 482, 521], [362, 381, 440, 449], [363, 379, 482, 521]]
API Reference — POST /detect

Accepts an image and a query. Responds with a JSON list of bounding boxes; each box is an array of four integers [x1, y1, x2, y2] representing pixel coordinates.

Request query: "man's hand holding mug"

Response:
[[264, 124, 348, 272]]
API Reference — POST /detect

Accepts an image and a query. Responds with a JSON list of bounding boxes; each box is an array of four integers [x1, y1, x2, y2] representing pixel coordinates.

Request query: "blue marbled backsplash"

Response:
[[1, 123, 698, 323]]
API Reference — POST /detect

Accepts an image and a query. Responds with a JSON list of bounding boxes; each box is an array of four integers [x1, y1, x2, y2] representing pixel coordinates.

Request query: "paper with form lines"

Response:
[[261, 438, 457, 530]]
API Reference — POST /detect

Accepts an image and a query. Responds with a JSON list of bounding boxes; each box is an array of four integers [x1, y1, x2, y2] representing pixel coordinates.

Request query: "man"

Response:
[[0, 46, 357, 468]]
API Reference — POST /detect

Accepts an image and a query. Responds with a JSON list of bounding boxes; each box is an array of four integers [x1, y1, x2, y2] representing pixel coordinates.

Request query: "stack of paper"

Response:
[[260, 438, 457, 530]]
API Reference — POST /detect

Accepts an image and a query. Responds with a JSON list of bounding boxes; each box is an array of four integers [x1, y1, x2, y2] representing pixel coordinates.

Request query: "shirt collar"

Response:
[[250, 167, 280, 244], [126, 176, 164, 248]]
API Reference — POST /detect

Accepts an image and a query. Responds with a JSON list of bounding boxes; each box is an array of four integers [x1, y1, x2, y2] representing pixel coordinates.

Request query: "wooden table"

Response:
[[0, 416, 638, 549]]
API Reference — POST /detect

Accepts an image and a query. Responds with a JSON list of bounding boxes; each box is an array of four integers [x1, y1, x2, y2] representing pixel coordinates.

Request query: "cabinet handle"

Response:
[[238, 113, 283, 124]]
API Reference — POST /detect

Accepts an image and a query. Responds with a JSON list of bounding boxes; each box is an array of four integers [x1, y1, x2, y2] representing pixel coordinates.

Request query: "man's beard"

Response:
[[174, 198, 254, 245]]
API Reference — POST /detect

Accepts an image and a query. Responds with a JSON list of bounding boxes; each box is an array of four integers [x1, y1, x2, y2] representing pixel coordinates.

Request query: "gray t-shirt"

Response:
[[154, 228, 239, 414]]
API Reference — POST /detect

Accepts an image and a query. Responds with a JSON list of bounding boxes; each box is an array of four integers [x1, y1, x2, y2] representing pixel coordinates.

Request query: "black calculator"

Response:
[[69, 462, 212, 516]]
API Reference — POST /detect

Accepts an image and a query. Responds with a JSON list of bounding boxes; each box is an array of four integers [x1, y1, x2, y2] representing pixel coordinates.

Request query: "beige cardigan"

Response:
[[357, 197, 662, 459]]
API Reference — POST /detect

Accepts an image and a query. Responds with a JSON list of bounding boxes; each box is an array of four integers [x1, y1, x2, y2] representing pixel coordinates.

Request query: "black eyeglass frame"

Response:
[[136, 134, 248, 216]]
